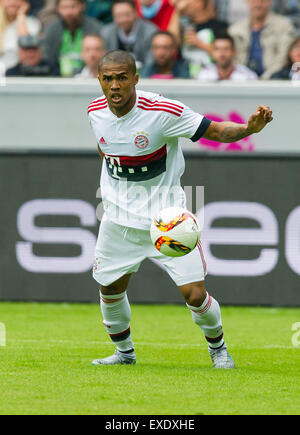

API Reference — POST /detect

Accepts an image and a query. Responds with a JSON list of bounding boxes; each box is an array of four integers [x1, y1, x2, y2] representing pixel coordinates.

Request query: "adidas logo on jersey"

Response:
[[99, 137, 107, 145]]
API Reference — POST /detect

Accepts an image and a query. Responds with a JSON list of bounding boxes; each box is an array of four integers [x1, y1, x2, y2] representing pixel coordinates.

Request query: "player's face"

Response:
[[98, 63, 139, 116]]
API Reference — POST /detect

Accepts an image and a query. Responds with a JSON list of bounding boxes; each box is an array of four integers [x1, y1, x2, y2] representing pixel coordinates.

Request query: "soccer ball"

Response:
[[150, 207, 201, 257]]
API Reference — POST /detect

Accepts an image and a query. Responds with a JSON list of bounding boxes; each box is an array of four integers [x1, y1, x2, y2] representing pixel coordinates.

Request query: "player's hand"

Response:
[[247, 105, 273, 134]]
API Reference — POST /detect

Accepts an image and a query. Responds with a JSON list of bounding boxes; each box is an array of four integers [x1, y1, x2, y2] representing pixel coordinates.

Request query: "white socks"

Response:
[[187, 292, 224, 349], [100, 290, 134, 354], [100, 290, 224, 353]]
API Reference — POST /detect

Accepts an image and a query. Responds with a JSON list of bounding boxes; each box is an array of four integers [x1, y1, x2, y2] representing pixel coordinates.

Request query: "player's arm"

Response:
[[203, 105, 273, 143]]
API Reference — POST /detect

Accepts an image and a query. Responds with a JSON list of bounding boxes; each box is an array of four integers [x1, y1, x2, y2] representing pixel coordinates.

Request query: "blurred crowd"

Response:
[[1, 0, 300, 81]]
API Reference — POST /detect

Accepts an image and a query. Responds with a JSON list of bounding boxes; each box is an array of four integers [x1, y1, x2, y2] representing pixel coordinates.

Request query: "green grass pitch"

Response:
[[0, 302, 299, 415]]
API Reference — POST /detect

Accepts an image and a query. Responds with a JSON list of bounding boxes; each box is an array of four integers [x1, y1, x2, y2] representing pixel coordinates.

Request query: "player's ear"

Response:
[[134, 73, 139, 86]]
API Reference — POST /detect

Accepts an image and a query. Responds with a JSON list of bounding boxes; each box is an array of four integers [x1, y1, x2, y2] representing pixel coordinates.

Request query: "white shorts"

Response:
[[93, 217, 207, 287]]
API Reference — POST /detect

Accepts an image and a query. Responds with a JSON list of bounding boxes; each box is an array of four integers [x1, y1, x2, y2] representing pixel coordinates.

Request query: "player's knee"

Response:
[[100, 274, 131, 295], [181, 281, 207, 307]]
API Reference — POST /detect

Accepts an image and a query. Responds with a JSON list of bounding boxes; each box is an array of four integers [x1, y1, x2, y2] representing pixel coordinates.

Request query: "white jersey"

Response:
[[88, 90, 210, 230]]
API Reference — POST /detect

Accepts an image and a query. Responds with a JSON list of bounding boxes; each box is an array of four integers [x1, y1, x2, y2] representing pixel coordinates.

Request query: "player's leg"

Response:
[[179, 280, 224, 348], [93, 274, 136, 365], [151, 242, 235, 368], [92, 219, 145, 366], [179, 280, 235, 369]]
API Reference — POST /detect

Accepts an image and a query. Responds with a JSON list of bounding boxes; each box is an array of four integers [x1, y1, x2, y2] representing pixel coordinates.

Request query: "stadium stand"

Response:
[[0, 0, 298, 80]]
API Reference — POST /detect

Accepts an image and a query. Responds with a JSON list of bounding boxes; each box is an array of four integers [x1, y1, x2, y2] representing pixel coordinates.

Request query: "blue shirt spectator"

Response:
[[248, 29, 264, 77]]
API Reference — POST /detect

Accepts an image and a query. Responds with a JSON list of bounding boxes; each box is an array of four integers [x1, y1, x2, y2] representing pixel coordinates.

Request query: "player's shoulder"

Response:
[[136, 90, 186, 118], [87, 95, 108, 116]]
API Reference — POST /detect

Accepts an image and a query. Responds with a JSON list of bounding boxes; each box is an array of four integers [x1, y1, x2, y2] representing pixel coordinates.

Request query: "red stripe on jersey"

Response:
[[138, 101, 183, 116], [88, 98, 107, 111], [139, 96, 184, 112], [88, 104, 108, 114], [104, 144, 167, 166], [138, 102, 183, 116], [88, 97, 107, 107], [88, 101, 107, 109], [88, 102, 107, 109], [137, 104, 182, 117]]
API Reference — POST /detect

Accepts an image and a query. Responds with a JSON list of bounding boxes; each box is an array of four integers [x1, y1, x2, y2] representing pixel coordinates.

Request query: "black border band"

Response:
[[190, 117, 212, 142]]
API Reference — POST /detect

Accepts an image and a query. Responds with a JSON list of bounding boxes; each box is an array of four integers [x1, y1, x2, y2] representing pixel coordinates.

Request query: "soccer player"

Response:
[[88, 50, 273, 368]]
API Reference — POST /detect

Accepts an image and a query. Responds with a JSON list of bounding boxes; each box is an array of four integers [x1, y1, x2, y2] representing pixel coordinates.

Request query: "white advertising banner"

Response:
[[0, 78, 299, 153]]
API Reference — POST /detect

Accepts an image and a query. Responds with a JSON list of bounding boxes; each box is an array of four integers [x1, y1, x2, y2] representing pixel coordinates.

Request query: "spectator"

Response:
[[75, 33, 106, 78], [272, 0, 300, 34], [101, 0, 158, 68], [28, 0, 44, 16], [140, 30, 190, 78], [0, 0, 41, 70], [37, 0, 57, 28], [215, 0, 249, 24], [42, 0, 102, 77], [6, 33, 53, 75], [291, 58, 300, 80], [271, 36, 300, 79], [175, 0, 227, 78], [85, 0, 113, 24], [198, 33, 258, 81], [135, 0, 180, 41], [229, 0, 295, 79]]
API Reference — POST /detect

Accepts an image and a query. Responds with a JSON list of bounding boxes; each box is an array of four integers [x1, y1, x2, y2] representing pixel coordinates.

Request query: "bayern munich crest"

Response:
[[134, 133, 149, 149]]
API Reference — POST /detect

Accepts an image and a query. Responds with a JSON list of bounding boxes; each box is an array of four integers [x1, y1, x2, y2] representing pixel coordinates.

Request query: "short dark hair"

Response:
[[152, 31, 178, 48], [213, 33, 236, 49], [98, 50, 136, 74], [112, 0, 136, 9]]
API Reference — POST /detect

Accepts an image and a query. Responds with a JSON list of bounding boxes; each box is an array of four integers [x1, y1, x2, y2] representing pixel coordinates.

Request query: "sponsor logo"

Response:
[[99, 137, 107, 145], [15, 199, 300, 278]]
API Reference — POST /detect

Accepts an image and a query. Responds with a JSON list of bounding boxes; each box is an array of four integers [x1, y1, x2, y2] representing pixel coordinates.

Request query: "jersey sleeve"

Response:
[[160, 97, 211, 141]]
